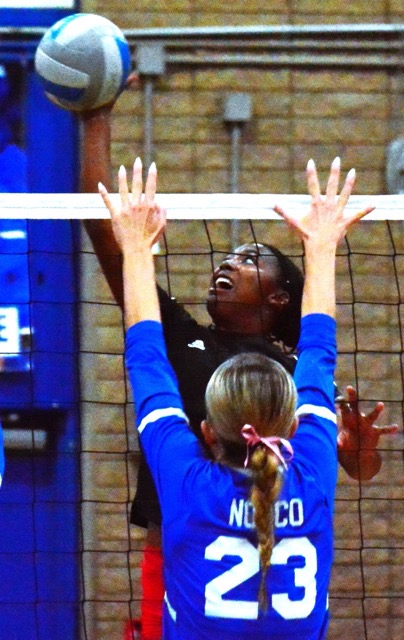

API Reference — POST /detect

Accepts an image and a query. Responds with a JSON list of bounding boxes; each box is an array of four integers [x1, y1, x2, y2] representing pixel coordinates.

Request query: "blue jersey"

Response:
[[126, 313, 337, 640]]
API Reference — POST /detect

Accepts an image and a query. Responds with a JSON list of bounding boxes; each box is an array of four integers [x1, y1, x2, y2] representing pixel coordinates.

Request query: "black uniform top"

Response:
[[130, 287, 296, 528]]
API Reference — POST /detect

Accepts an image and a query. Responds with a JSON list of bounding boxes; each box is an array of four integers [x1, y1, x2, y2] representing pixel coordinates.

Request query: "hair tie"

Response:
[[241, 424, 294, 469]]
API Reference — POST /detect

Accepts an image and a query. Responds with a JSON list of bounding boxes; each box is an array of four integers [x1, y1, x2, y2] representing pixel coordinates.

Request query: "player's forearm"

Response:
[[80, 108, 112, 192], [80, 109, 125, 307], [302, 244, 336, 319], [123, 249, 161, 329]]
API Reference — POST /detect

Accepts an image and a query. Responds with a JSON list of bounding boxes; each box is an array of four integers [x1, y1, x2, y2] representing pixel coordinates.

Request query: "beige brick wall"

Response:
[[79, 1, 403, 638], [80, 220, 403, 640]]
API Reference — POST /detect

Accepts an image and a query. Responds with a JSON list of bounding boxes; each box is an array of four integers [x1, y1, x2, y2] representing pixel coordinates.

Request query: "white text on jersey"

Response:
[[229, 498, 304, 529]]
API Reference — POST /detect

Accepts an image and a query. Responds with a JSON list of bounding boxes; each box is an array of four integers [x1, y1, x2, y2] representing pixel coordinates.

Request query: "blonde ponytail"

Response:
[[205, 351, 297, 611], [249, 446, 284, 611]]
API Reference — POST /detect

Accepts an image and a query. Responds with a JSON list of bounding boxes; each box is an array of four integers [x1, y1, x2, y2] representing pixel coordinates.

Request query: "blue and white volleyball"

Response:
[[35, 14, 131, 112]]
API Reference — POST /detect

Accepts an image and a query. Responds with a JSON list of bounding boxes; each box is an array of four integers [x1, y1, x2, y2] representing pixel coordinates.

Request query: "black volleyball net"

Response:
[[0, 195, 402, 640]]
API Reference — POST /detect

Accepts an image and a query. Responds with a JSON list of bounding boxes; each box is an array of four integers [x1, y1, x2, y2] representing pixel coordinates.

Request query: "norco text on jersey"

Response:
[[229, 498, 304, 529]]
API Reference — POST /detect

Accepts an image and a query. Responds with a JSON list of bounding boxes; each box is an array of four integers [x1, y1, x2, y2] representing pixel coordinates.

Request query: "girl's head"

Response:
[[204, 352, 297, 463], [203, 351, 298, 611], [207, 243, 303, 349]]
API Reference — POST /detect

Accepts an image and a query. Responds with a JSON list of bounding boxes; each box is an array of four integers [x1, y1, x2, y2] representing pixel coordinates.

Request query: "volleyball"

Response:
[[34, 13, 131, 112]]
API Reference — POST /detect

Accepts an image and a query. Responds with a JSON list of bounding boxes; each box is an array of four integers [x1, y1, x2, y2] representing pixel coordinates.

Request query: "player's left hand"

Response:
[[336, 385, 399, 480], [274, 157, 375, 246], [98, 157, 166, 254]]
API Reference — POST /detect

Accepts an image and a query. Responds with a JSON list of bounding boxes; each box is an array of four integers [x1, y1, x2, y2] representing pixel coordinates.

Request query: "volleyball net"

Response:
[[0, 194, 403, 640]]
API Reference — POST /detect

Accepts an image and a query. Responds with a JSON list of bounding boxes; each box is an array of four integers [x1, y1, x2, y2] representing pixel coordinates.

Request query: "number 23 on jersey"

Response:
[[204, 535, 318, 620]]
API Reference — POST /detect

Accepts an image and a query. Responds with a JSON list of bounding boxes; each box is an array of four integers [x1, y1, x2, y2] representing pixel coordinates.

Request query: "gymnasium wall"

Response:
[[78, 1, 403, 638]]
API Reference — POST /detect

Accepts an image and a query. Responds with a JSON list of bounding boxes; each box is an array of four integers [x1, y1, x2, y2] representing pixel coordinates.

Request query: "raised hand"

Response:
[[274, 157, 375, 246], [274, 157, 376, 319], [98, 157, 166, 327], [337, 386, 399, 480], [98, 157, 166, 254]]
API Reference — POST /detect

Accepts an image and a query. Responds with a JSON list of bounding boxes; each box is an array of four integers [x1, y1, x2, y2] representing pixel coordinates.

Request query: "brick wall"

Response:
[[79, 1, 403, 638]]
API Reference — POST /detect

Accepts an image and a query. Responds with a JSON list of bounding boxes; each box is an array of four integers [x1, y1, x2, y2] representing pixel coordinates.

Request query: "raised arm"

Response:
[[274, 159, 398, 481], [80, 104, 124, 308], [98, 158, 166, 328]]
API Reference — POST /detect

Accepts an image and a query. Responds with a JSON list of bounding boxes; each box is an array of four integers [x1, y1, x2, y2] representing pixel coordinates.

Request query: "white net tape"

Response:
[[0, 193, 403, 219]]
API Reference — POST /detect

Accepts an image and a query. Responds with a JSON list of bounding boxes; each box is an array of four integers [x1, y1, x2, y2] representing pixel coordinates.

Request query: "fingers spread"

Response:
[[345, 386, 358, 406], [145, 162, 157, 205], [306, 158, 321, 199], [325, 156, 341, 201], [118, 165, 129, 209], [338, 400, 353, 416], [98, 182, 114, 217], [364, 403, 385, 425], [338, 168, 355, 210], [378, 425, 399, 434], [273, 204, 303, 234], [151, 205, 167, 243], [339, 170, 375, 227], [345, 204, 376, 229], [131, 157, 143, 203], [273, 204, 290, 224]]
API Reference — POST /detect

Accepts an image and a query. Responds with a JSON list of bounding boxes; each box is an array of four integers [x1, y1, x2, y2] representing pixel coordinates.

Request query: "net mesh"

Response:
[[0, 211, 403, 640]]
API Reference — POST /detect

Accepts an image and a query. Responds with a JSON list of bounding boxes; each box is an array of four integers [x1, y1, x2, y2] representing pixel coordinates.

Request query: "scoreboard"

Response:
[[0, 219, 78, 410], [0, 222, 31, 373]]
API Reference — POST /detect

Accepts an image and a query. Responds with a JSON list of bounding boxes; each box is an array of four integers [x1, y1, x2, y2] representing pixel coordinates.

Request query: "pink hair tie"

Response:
[[241, 424, 294, 470]]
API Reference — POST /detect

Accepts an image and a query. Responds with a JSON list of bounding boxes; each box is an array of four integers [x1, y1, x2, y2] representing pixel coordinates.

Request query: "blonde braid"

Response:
[[205, 352, 296, 611], [249, 446, 284, 612]]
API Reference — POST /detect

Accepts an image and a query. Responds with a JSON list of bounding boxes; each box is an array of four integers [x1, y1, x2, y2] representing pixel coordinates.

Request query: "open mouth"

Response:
[[213, 275, 233, 290]]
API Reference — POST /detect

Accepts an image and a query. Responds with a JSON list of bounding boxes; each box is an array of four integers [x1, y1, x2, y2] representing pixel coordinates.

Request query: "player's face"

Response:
[[206, 243, 288, 334]]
